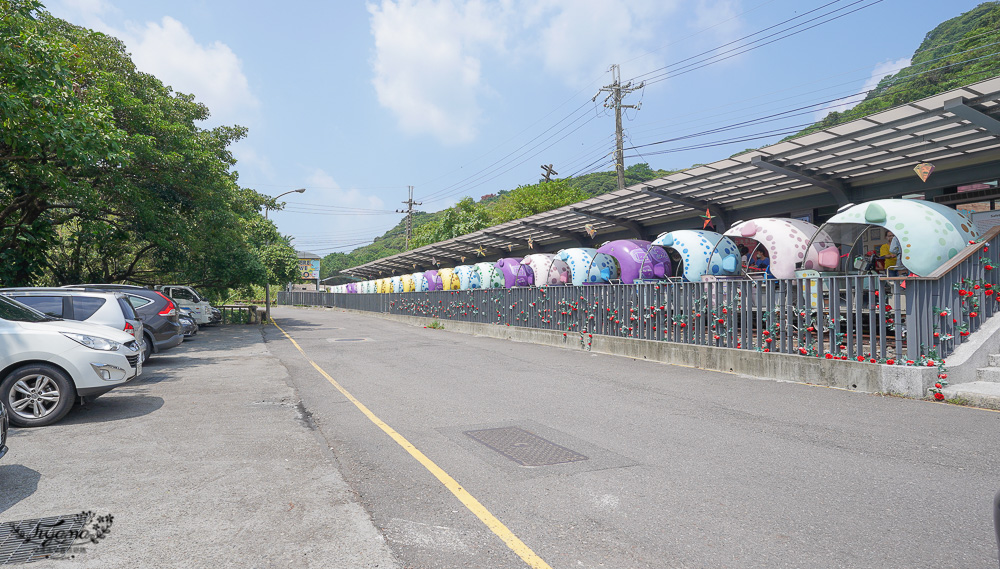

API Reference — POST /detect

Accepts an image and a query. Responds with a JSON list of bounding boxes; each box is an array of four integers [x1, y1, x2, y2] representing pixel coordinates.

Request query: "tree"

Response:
[[1, 3, 293, 291], [487, 180, 588, 223]]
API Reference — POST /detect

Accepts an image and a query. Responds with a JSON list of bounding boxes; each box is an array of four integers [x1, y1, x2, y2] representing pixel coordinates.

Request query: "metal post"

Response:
[[263, 188, 305, 324]]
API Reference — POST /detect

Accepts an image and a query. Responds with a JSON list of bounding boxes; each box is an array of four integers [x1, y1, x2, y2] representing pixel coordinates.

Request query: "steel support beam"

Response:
[[569, 208, 646, 239], [519, 221, 587, 246], [750, 155, 850, 206], [637, 187, 729, 230], [944, 97, 1000, 136], [454, 240, 502, 259], [481, 231, 549, 254]]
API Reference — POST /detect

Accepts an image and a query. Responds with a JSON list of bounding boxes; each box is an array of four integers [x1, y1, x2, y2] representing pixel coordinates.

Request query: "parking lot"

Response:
[[3, 308, 1000, 568], [0, 326, 397, 568]]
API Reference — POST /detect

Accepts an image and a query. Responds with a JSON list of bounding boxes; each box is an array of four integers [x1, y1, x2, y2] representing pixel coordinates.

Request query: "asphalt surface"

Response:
[[0, 325, 398, 568], [266, 305, 1000, 569]]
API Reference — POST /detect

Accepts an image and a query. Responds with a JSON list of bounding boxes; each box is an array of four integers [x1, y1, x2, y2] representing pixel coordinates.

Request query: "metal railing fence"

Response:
[[891, 225, 1000, 361], [279, 228, 1000, 363], [281, 275, 904, 361]]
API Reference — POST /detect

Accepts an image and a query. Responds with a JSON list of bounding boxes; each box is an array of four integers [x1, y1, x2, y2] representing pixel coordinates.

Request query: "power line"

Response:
[[638, 0, 886, 87]]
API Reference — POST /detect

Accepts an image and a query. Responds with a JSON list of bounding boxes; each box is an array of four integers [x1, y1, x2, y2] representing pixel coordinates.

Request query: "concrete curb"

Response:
[[283, 306, 939, 397]]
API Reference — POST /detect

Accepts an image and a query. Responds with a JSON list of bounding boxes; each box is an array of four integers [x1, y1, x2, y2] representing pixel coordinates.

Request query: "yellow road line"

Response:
[[272, 320, 553, 569]]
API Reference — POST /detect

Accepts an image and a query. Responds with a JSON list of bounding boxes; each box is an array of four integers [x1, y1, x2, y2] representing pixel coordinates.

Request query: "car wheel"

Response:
[[142, 333, 153, 364], [1, 364, 76, 427]]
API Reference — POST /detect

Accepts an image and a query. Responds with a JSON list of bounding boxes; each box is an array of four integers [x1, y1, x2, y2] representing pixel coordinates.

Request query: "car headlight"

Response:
[[61, 332, 122, 351]]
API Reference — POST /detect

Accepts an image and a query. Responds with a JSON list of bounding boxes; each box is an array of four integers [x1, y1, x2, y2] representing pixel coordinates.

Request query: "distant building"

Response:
[[295, 250, 322, 291]]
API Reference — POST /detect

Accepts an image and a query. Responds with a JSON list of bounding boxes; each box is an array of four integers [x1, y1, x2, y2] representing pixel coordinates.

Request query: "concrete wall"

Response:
[[289, 306, 940, 397]]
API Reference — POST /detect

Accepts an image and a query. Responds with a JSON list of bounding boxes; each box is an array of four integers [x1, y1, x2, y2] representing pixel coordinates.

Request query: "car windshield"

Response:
[[0, 295, 59, 322]]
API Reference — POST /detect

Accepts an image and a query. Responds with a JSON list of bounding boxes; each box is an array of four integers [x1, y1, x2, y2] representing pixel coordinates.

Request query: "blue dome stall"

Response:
[[553, 248, 619, 285], [454, 265, 480, 290], [652, 230, 741, 282]]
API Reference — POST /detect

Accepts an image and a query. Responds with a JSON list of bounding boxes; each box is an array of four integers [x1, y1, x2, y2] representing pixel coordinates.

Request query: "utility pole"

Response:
[[595, 64, 643, 192], [540, 164, 558, 182], [396, 186, 421, 250]]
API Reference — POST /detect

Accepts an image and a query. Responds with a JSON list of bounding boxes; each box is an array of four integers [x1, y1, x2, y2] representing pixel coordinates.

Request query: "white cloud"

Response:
[[232, 143, 276, 183], [272, 169, 392, 251], [523, 0, 678, 86], [367, 0, 680, 145], [814, 57, 911, 122], [304, 169, 387, 212], [127, 17, 259, 125], [368, 0, 507, 145], [691, 0, 742, 40], [46, 1, 258, 126]]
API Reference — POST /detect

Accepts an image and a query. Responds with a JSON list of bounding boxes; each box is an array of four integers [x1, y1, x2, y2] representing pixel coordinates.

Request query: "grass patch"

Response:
[[426, 320, 445, 330]]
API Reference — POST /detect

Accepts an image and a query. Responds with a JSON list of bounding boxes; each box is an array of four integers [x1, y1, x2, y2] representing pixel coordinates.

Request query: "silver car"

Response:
[[0, 288, 146, 357]]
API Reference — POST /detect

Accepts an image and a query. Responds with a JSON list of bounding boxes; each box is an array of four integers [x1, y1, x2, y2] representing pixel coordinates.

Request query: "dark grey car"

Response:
[[66, 285, 183, 363]]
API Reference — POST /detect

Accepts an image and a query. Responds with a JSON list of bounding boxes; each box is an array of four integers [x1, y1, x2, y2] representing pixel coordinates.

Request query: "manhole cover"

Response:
[[464, 427, 588, 467]]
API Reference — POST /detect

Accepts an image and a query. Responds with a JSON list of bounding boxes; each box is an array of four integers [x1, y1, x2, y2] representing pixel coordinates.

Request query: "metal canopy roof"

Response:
[[344, 77, 1000, 278]]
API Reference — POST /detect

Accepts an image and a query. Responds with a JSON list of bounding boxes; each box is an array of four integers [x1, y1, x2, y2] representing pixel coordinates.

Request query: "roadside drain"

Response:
[[463, 426, 589, 467], [327, 338, 370, 343]]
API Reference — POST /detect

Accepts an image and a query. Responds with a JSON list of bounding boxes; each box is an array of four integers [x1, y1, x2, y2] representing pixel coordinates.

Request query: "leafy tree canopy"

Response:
[[0, 1, 298, 291]]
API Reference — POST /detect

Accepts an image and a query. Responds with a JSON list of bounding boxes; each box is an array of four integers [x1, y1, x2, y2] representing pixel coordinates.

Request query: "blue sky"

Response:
[[46, 0, 992, 256]]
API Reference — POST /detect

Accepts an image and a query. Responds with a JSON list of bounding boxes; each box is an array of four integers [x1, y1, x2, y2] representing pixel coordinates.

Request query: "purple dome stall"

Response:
[[423, 269, 443, 291], [596, 240, 671, 284], [495, 258, 529, 288]]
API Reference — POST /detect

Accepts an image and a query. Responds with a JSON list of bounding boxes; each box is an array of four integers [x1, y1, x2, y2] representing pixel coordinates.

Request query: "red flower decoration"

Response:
[[825, 353, 833, 359], [886, 359, 895, 365], [857, 356, 865, 362], [938, 373, 947, 379], [934, 382, 942, 389], [970, 311, 979, 318], [934, 392, 945, 401]]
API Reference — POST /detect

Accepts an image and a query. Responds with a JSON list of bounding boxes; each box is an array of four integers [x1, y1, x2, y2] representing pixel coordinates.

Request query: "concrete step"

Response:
[[940, 382, 1000, 410], [988, 354, 1000, 367], [975, 367, 1000, 383]]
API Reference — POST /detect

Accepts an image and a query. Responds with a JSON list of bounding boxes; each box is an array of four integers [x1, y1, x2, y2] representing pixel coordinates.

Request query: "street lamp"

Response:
[[264, 188, 306, 322]]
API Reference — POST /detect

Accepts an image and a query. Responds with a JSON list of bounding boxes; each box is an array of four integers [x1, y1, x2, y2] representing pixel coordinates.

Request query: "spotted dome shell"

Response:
[[653, 230, 741, 282], [821, 199, 980, 276], [724, 218, 827, 280]]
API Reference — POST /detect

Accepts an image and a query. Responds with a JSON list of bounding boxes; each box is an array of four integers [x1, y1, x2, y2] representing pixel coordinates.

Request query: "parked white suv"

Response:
[[0, 295, 141, 427], [155, 285, 216, 325], [0, 288, 145, 353]]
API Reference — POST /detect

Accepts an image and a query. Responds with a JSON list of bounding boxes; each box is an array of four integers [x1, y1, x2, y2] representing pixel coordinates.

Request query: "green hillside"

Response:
[[802, 2, 1000, 136], [319, 163, 676, 279]]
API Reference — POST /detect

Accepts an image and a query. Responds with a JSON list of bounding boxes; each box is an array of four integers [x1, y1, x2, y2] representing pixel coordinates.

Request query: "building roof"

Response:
[[345, 76, 1000, 278]]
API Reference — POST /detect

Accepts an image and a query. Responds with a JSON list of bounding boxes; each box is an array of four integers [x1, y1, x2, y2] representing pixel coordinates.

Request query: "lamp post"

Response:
[[264, 188, 305, 323]]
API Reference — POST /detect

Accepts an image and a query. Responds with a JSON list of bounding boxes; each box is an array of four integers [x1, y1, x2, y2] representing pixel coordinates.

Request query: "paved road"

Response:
[[268, 306, 1000, 569], [1, 326, 398, 568]]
